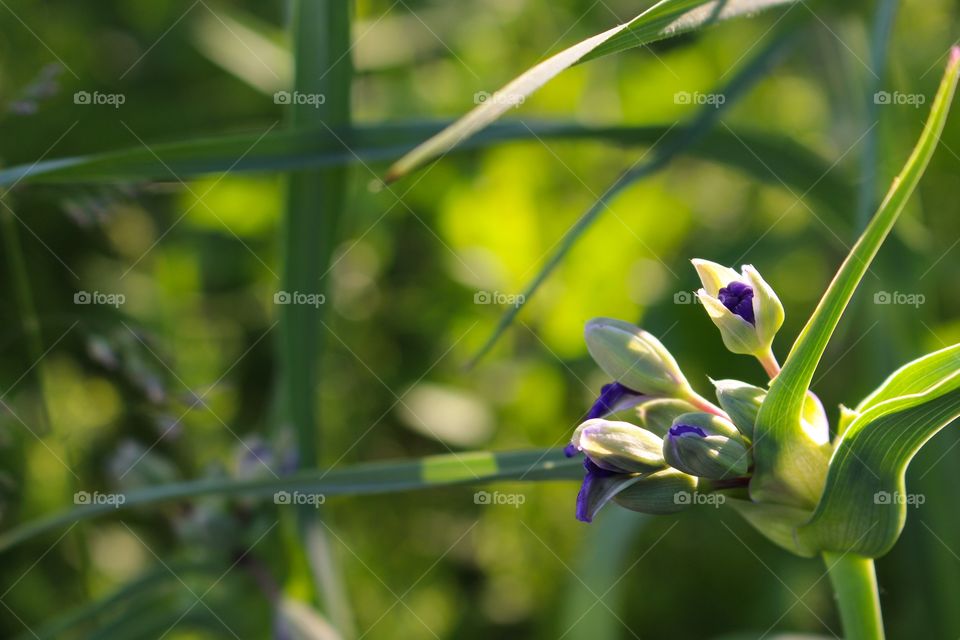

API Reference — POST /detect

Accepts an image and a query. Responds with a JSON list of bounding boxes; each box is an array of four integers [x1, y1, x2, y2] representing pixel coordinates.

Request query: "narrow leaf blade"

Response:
[[383, 0, 797, 182], [0, 448, 580, 553]]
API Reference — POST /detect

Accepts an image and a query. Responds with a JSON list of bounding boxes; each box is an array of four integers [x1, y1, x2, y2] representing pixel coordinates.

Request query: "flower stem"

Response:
[[823, 552, 885, 640], [757, 348, 781, 379], [686, 390, 727, 417]]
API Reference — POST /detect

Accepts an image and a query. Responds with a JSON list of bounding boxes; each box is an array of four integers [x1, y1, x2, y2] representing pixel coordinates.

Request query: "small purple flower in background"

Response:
[[717, 281, 755, 325]]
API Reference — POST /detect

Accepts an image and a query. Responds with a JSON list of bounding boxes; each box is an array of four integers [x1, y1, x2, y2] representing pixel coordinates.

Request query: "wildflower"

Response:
[[692, 260, 783, 375]]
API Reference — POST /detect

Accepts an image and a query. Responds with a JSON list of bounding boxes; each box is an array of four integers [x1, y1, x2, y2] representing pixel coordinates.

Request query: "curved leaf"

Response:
[[855, 343, 960, 412], [383, 0, 797, 182], [797, 385, 960, 557], [0, 448, 580, 553], [750, 48, 960, 509]]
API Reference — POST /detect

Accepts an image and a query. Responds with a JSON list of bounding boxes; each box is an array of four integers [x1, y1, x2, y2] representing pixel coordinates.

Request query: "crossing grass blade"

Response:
[[0, 448, 581, 553], [383, 0, 798, 183], [0, 121, 850, 213]]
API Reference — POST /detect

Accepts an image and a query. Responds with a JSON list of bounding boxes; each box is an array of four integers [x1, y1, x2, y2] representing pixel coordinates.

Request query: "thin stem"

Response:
[[686, 390, 727, 417], [757, 348, 781, 379], [823, 552, 885, 640]]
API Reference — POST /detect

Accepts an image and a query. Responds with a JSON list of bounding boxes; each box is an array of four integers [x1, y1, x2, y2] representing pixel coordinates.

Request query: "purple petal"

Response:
[[718, 281, 755, 325], [668, 424, 709, 439], [586, 382, 644, 420], [563, 443, 579, 458], [575, 459, 620, 523]]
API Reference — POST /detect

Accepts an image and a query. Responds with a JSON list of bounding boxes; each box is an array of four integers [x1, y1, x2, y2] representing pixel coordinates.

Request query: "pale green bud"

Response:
[[635, 398, 698, 436], [712, 379, 765, 438], [575, 419, 666, 473], [663, 412, 750, 480], [612, 468, 700, 515], [584, 318, 690, 396]]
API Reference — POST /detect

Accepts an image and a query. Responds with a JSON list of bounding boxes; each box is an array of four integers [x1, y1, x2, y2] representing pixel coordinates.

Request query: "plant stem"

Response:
[[281, 0, 354, 636], [758, 348, 781, 379], [686, 390, 727, 417], [823, 552, 885, 640]]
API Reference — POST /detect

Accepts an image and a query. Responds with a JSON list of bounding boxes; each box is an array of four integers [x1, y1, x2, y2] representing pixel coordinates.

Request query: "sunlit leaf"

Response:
[[797, 384, 960, 557]]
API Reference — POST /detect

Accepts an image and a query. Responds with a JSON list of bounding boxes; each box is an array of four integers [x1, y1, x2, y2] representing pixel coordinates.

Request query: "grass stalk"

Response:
[[280, 0, 354, 635]]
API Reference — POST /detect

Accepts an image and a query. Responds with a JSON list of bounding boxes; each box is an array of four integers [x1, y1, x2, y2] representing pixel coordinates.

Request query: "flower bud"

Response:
[[585, 381, 645, 420], [634, 398, 698, 436], [584, 318, 690, 396], [712, 379, 765, 438], [802, 390, 830, 446], [573, 419, 665, 473], [612, 468, 699, 515], [691, 260, 784, 357], [663, 412, 750, 480]]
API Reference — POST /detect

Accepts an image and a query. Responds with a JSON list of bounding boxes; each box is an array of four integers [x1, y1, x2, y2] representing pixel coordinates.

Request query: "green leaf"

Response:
[[383, 0, 797, 182], [0, 122, 849, 209], [855, 343, 960, 412], [797, 383, 960, 558], [0, 448, 580, 553], [749, 48, 960, 509]]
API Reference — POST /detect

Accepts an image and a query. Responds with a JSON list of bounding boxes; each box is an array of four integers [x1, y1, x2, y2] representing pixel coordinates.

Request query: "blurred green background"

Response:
[[1, 0, 960, 637]]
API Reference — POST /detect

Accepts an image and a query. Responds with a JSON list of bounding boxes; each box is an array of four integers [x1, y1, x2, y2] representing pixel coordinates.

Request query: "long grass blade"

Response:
[[0, 448, 580, 553], [384, 0, 797, 182]]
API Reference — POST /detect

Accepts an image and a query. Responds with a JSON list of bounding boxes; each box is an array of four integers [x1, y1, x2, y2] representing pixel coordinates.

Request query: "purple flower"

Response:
[[576, 459, 621, 523], [565, 382, 645, 458], [587, 382, 644, 420], [717, 281, 755, 325]]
